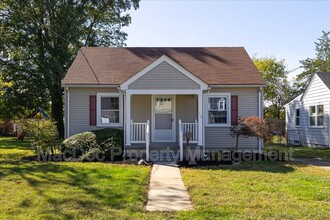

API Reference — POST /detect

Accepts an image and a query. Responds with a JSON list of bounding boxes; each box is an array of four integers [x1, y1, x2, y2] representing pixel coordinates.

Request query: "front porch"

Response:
[[124, 93, 204, 162]]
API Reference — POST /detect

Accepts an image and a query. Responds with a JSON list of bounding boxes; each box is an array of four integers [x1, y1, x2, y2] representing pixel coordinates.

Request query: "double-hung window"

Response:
[[97, 93, 122, 126], [309, 105, 324, 127], [206, 94, 230, 126]]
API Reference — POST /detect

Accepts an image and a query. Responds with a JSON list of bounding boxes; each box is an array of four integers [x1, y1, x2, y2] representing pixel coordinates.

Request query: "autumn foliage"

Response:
[[230, 116, 270, 150]]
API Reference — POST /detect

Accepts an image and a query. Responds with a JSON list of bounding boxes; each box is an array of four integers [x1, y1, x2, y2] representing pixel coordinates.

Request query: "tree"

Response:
[[294, 31, 330, 93], [253, 57, 293, 119], [0, 0, 139, 138], [230, 116, 270, 151]]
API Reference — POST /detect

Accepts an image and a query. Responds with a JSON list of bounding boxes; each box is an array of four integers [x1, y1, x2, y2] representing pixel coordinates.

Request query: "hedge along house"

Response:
[[62, 47, 266, 161]]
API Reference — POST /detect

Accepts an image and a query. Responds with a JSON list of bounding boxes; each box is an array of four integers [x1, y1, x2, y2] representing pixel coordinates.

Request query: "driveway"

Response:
[[294, 158, 330, 170]]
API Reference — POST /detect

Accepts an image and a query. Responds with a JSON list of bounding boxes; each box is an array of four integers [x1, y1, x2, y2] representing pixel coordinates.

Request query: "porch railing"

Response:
[[130, 120, 147, 143], [181, 120, 198, 143], [130, 120, 150, 161], [179, 119, 198, 161]]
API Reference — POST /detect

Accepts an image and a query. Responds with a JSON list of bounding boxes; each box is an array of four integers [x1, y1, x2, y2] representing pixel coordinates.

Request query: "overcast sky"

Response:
[[123, 0, 330, 80]]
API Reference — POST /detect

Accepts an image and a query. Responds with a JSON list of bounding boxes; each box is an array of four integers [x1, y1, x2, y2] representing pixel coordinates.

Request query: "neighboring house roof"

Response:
[[284, 94, 302, 107], [300, 72, 330, 101], [316, 72, 330, 90], [62, 47, 266, 86]]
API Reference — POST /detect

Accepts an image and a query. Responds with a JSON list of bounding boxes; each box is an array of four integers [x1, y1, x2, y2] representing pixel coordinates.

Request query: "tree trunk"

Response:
[[235, 135, 239, 151], [51, 85, 64, 138]]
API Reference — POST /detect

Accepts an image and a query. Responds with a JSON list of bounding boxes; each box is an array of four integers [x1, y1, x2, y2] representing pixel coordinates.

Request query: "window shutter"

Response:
[[231, 95, 238, 125], [90, 95, 96, 126]]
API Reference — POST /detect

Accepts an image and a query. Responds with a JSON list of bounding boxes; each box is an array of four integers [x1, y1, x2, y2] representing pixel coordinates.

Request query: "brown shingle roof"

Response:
[[62, 47, 266, 86]]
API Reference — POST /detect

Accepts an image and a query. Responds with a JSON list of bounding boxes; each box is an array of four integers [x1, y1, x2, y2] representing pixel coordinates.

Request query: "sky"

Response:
[[123, 0, 330, 81]]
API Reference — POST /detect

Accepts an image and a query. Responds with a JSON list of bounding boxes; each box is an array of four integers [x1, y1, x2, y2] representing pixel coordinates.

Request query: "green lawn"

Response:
[[181, 162, 330, 219], [1, 137, 330, 219], [0, 137, 155, 219], [265, 143, 330, 159]]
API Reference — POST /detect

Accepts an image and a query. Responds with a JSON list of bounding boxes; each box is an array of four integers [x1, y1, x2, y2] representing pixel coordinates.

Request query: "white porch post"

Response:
[[198, 92, 203, 148], [179, 119, 183, 162], [125, 93, 131, 146]]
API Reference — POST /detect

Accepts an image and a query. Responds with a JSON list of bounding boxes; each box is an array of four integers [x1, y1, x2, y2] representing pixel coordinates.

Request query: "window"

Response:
[[206, 95, 230, 125], [295, 109, 300, 126], [97, 93, 122, 126], [317, 105, 324, 126], [309, 105, 324, 127]]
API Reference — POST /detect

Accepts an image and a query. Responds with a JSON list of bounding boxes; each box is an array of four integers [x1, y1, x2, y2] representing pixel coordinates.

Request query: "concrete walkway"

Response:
[[294, 158, 330, 170], [146, 163, 193, 211]]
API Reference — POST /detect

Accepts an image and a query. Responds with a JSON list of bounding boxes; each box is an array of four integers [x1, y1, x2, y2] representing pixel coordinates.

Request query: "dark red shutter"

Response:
[[90, 95, 96, 126], [231, 95, 238, 125]]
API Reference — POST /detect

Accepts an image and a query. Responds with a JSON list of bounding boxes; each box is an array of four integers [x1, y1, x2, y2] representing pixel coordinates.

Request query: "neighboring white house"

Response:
[[285, 72, 330, 148], [62, 47, 266, 161]]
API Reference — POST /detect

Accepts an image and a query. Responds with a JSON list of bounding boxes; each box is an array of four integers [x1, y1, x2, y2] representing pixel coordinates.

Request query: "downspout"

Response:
[[66, 87, 70, 138], [258, 87, 263, 153], [117, 86, 126, 156]]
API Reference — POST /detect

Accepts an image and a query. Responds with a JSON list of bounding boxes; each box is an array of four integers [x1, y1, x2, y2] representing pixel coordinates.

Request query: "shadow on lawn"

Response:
[[0, 138, 31, 150], [190, 161, 304, 173], [0, 160, 135, 217]]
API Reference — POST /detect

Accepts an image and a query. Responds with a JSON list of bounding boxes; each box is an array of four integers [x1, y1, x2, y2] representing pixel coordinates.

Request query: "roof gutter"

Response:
[[61, 84, 119, 88], [210, 84, 266, 88]]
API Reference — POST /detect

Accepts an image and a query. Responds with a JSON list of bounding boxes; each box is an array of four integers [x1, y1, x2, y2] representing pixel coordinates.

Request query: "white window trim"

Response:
[[295, 108, 300, 127], [308, 105, 324, 128], [204, 93, 231, 127], [97, 93, 123, 127]]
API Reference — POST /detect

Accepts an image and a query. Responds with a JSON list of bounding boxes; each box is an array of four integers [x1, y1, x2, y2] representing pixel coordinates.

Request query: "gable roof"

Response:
[[284, 94, 302, 107], [316, 72, 330, 90], [62, 47, 266, 86], [300, 72, 330, 101]]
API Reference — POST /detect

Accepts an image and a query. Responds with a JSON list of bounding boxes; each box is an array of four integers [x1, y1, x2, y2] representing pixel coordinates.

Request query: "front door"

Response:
[[152, 96, 175, 142]]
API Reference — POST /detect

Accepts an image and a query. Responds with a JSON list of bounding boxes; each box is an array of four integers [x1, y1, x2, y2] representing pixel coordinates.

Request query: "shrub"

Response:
[[60, 128, 124, 161], [60, 132, 98, 158], [25, 119, 59, 156], [230, 116, 270, 150]]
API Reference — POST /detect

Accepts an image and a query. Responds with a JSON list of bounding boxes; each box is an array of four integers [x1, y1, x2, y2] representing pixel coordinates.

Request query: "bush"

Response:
[[230, 116, 270, 150], [25, 119, 59, 156], [0, 120, 17, 136], [60, 128, 124, 161]]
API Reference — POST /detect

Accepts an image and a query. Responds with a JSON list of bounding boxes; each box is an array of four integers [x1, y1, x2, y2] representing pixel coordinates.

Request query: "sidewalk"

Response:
[[146, 163, 193, 211]]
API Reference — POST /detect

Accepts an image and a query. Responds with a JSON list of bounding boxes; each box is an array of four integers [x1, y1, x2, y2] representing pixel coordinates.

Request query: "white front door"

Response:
[[152, 95, 175, 142]]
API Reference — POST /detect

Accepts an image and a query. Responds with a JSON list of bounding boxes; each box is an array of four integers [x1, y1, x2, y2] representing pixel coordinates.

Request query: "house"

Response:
[[62, 47, 266, 161], [285, 72, 330, 148]]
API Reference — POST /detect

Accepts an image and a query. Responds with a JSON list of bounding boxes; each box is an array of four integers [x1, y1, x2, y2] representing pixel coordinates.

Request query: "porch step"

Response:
[[125, 147, 180, 163], [125, 145, 200, 163]]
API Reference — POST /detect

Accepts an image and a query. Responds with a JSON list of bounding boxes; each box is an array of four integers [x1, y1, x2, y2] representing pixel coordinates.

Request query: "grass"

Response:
[[180, 161, 330, 219], [0, 137, 155, 219], [1, 137, 330, 219], [265, 143, 330, 159]]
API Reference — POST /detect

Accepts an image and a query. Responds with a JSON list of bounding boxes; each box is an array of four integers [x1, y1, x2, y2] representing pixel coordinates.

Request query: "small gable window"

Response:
[[295, 109, 300, 127]]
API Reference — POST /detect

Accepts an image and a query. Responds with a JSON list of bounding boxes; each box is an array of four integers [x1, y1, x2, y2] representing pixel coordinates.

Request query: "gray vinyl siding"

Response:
[[205, 87, 260, 150], [128, 61, 200, 90], [176, 95, 198, 142], [285, 95, 302, 145], [300, 75, 330, 147], [68, 87, 120, 136], [131, 95, 151, 122]]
